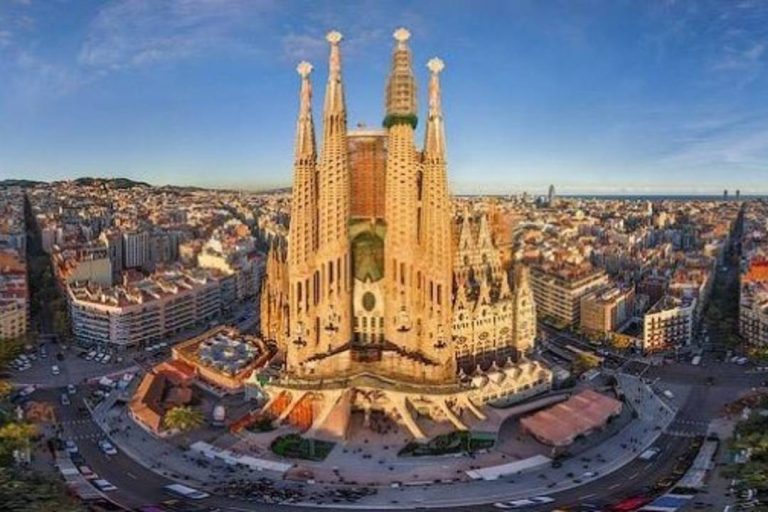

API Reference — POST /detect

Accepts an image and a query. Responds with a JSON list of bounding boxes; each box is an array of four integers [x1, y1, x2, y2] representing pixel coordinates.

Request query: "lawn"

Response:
[[270, 434, 334, 461], [399, 431, 495, 457]]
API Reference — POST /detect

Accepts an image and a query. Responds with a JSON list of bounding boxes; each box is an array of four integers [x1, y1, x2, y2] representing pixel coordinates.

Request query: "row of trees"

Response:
[[0, 379, 85, 510], [727, 410, 768, 491]]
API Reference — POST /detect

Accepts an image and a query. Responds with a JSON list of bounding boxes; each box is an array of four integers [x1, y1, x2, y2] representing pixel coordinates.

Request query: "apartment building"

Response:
[[642, 295, 696, 353], [0, 249, 29, 340], [68, 267, 226, 348], [740, 259, 768, 347], [530, 264, 609, 328], [580, 285, 635, 337]]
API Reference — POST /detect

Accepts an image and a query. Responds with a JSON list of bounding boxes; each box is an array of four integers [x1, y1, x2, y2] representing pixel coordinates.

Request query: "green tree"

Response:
[[0, 468, 86, 512], [572, 353, 600, 375], [163, 406, 204, 432], [0, 337, 24, 369], [0, 381, 12, 401], [0, 421, 37, 463]]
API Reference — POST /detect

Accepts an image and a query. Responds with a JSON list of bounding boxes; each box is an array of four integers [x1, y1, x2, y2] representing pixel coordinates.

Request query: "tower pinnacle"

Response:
[[324, 30, 345, 114], [384, 27, 417, 128], [394, 27, 411, 45], [294, 61, 316, 160], [425, 57, 446, 158]]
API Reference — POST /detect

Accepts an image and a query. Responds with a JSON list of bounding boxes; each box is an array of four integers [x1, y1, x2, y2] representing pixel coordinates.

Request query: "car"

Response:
[[51, 365, 60, 375], [78, 465, 98, 480], [494, 499, 535, 509], [85, 351, 96, 361], [60, 393, 71, 406], [67, 384, 77, 394], [530, 497, 555, 504], [15, 385, 35, 398], [98, 440, 118, 456], [93, 479, 117, 492], [101, 354, 112, 364], [65, 440, 78, 454]]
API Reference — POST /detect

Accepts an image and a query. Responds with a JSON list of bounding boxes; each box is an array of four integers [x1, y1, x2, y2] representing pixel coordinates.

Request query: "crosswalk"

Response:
[[666, 418, 709, 438], [67, 431, 103, 442], [59, 418, 105, 442]]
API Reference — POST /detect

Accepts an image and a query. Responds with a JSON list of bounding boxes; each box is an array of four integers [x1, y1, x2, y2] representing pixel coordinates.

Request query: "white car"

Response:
[[18, 386, 36, 398], [93, 479, 117, 492], [67, 384, 77, 394], [65, 440, 78, 454], [98, 440, 118, 456], [494, 499, 535, 509], [101, 354, 112, 365], [85, 351, 96, 361], [51, 365, 61, 375]]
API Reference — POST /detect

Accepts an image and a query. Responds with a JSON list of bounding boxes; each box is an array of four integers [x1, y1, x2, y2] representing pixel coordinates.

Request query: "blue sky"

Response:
[[1, 0, 767, 194]]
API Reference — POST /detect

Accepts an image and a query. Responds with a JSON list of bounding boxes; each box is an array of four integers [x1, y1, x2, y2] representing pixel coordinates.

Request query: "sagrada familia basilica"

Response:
[[259, 28, 552, 440]]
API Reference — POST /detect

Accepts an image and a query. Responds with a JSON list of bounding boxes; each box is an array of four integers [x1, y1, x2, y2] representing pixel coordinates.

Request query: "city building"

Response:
[[68, 266, 225, 348], [0, 249, 29, 340], [740, 259, 768, 347], [530, 264, 609, 328], [53, 243, 113, 287], [580, 285, 635, 337], [642, 295, 696, 353], [171, 326, 272, 393], [129, 360, 197, 436], [259, 29, 551, 441]]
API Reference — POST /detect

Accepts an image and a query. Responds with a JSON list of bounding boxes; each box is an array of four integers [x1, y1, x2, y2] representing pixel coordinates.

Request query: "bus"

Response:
[[163, 484, 210, 500]]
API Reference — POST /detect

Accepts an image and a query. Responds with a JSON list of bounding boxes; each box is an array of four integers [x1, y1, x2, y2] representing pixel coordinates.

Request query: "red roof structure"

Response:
[[520, 389, 622, 447]]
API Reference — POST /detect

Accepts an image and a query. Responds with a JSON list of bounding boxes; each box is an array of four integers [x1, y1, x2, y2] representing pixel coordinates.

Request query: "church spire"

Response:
[[424, 57, 446, 159], [323, 30, 346, 117], [315, 29, 352, 352], [295, 61, 316, 162], [384, 27, 417, 128]]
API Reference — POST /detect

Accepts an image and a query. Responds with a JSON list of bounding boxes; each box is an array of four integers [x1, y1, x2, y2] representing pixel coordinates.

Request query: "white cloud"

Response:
[[712, 41, 765, 71], [78, 0, 274, 70], [660, 122, 768, 172], [281, 33, 326, 62]]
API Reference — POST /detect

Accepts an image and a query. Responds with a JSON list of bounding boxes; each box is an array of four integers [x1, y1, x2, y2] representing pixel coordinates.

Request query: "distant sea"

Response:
[[562, 194, 768, 201], [460, 193, 767, 201]]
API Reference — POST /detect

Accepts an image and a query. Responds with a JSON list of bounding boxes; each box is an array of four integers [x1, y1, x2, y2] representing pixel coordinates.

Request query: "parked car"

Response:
[[78, 465, 98, 480], [60, 393, 71, 406], [93, 479, 117, 492], [51, 365, 60, 375], [67, 384, 77, 394]]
